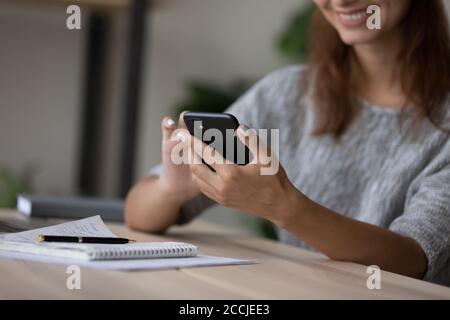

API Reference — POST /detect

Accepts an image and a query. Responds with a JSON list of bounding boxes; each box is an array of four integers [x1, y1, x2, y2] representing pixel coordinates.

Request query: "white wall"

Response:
[[0, 3, 128, 198], [0, 3, 84, 195]]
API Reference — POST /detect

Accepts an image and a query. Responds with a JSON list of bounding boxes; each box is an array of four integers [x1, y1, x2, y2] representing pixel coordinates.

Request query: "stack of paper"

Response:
[[0, 216, 256, 271]]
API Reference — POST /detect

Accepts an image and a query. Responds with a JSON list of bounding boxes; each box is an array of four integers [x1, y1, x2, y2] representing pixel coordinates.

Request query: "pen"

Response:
[[37, 235, 136, 244]]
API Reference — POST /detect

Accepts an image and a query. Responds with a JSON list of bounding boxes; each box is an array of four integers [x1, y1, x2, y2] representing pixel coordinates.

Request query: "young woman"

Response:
[[125, 0, 450, 286]]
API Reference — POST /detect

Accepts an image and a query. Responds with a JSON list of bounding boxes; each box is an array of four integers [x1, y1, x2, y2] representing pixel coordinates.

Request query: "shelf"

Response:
[[7, 0, 134, 11]]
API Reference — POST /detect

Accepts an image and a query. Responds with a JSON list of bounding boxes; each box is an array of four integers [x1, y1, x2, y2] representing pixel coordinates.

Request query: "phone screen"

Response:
[[183, 112, 251, 166]]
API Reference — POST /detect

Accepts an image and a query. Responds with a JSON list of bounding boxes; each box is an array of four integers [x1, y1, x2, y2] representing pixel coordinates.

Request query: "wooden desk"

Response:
[[1, 209, 449, 299]]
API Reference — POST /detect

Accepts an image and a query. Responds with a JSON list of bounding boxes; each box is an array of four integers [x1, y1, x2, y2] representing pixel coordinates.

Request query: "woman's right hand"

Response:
[[158, 112, 200, 202]]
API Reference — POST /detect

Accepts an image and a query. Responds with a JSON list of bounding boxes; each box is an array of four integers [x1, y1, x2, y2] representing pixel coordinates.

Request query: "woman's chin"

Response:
[[338, 31, 382, 46]]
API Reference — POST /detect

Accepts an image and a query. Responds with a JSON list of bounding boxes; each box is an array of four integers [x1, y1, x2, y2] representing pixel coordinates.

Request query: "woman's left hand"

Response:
[[178, 125, 301, 226]]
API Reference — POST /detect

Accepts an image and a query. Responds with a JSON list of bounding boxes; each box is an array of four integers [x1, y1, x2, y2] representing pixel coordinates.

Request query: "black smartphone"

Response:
[[183, 112, 251, 167]]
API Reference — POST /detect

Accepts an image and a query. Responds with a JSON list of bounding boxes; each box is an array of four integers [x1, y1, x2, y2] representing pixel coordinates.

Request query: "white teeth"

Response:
[[339, 11, 366, 21]]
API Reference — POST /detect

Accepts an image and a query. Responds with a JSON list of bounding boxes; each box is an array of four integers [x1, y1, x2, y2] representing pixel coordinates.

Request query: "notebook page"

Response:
[[1, 215, 116, 244]]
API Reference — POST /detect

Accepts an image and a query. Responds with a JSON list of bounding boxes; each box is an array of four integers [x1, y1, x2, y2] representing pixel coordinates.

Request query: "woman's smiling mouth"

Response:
[[336, 9, 368, 27]]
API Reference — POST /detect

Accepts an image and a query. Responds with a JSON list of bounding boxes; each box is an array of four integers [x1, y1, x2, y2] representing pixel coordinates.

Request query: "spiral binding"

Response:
[[86, 242, 197, 260]]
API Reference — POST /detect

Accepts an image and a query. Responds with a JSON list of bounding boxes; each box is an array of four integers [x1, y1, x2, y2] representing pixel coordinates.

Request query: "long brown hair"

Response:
[[303, 0, 450, 138]]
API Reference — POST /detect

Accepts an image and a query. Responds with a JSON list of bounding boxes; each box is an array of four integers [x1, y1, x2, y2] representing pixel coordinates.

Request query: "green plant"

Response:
[[277, 3, 315, 61], [175, 79, 252, 116], [0, 166, 32, 208]]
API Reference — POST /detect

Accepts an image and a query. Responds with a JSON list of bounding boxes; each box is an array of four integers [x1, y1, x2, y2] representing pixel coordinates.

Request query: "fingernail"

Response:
[[176, 132, 186, 143], [164, 117, 175, 128], [240, 125, 250, 133]]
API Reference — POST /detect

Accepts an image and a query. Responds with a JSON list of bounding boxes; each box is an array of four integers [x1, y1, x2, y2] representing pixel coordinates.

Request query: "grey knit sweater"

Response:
[[150, 66, 450, 286]]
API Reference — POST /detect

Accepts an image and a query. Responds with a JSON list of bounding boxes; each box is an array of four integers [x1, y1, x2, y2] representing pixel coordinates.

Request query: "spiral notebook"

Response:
[[0, 241, 197, 261], [0, 216, 256, 271]]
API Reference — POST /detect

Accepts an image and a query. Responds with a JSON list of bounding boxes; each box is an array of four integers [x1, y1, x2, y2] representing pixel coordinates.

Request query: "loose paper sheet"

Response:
[[0, 216, 256, 271], [2, 215, 116, 243]]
